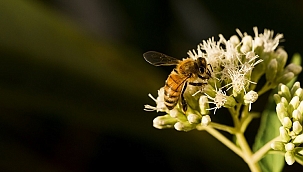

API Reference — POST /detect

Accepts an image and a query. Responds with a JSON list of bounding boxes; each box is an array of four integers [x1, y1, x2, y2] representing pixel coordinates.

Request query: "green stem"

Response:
[[204, 126, 243, 159], [252, 136, 280, 163], [236, 132, 261, 172], [209, 122, 236, 134], [257, 82, 272, 96], [240, 111, 260, 133]]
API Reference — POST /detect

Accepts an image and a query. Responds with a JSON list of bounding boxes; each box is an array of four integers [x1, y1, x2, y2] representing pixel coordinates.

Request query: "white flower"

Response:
[[253, 27, 283, 52], [144, 87, 168, 112], [187, 45, 203, 60], [244, 90, 259, 111], [205, 87, 227, 114]]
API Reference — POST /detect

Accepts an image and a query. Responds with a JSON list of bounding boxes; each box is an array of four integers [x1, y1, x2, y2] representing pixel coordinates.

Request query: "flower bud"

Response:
[[293, 134, 303, 144], [280, 126, 291, 142], [285, 151, 295, 165], [294, 88, 303, 101], [240, 45, 251, 54], [273, 94, 281, 104], [291, 82, 301, 96], [279, 84, 292, 102], [284, 63, 302, 76], [199, 96, 210, 115], [244, 91, 258, 103], [285, 143, 295, 151], [201, 115, 211, 126], [203, 84, 216, 99], [276, 103, 289, 122], [153, 115, 177, 129], [293, 121, 302, 135], [230, 35, 240, 45], [169, 109, 187, 121], [288, 96, 300, 115], [282, 117, 292, 129], [174, 121, 196, 132], [242, 35, 253, 47], [292, 110, 303, 124], [266, 59, 278, 82], [297, 101, 303, 114], [254, 37, 263, 47], [271, 141, 285, 151], [276, 72, 295, 85], [280, 97, 289, 107], [187, 113, 201, 124], [275, 48, 288, 71]]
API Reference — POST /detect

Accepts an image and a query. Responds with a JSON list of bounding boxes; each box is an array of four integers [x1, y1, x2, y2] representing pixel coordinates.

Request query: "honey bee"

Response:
[[143, 51, 212, 112]]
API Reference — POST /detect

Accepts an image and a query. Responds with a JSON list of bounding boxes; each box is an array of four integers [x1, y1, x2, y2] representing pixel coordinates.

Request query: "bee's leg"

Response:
[[181, 82, 188, 112], [189, 82, 203, 86], [197, 74, 209, 80]]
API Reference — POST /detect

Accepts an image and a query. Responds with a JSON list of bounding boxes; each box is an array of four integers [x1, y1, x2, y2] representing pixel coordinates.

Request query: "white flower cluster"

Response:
[[271, 83, 303, 165], [144, 27, 301, 131]]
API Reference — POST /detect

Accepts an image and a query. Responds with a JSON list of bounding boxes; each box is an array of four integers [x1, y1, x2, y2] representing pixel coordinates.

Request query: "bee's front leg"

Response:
[[180, 82, 188, 112]]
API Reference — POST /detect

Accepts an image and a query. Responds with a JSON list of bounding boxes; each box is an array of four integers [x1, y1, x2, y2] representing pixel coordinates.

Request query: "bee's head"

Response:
[[196, 57, 207, 74]]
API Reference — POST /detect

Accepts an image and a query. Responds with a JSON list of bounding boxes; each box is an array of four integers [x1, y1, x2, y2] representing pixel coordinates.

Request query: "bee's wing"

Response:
[[143, 51, 180, 66]]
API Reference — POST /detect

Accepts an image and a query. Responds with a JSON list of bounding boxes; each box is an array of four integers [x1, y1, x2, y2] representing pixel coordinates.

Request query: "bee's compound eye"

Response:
[[199, 67, 205, 73]]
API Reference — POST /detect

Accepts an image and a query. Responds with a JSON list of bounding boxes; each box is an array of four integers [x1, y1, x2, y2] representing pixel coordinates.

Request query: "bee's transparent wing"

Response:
[[143, 51, 180, 66]]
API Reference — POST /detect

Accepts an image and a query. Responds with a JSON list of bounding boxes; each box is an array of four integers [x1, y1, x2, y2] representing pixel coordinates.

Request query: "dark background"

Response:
[[0, 0, 302, 171]]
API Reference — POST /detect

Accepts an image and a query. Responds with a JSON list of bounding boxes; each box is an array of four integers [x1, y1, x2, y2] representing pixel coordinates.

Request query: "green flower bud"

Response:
[[169, 109, 187, 121], [187, 113, 202, 124], [285, 151, 295, 165], [280, 126, 291, 142], [293, 121, 302, 135], [294, 88, 303, 101], [297, 101, 303, 114], [284, 63, 302, 76], [276, 72, 295, 85], [293, 134, 303, 144], [288, 96, 300, 115], [266, 59, 278, 82], [273, 94, 281, 104], [276, 103, 289, 122], [203, 84, 216, 99], [201, 115, 211, 126], [279, 84, 291, 102], [271, 141, 285, 151], [292, 110, 303, 124], [275, 48, 288, 71], [280, 97, 289, 107], [291, 82, 301, 95], [199, 96, 210, 115], [153, 115, 177, 129], [270, 141, 285, 151], [174, 121, 196, 132], [285, 143, 295, 151], [282, 117, 292, 129]]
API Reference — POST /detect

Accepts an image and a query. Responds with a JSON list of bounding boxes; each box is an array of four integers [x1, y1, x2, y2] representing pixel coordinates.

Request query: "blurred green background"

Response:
[[0, 0, 303, 171]]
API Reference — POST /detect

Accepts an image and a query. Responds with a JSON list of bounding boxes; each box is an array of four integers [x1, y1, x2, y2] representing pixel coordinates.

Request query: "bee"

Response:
[[143, 51, 212, 112]]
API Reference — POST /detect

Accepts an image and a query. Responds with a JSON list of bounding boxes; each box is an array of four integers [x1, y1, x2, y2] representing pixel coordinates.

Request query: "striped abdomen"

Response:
[[164, 71, 185, 110]]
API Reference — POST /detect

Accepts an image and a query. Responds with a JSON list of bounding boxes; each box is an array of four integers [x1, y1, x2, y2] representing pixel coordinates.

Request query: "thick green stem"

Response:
[[203, 126, 243, 159], [236, 132, 261, 172]]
